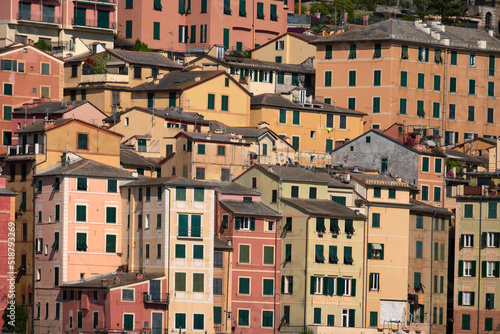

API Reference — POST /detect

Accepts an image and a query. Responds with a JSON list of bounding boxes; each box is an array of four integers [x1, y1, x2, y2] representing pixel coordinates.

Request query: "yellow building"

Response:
[[64, 49, 184, 115], [161, 132, 251, 181], [313, 19, 500, 141], [131, 71, 252, 127], [121, 176, 217, 332], [107, 106, 214, 158], [250, 92, 365, 167], [251, 32, 318, 65]]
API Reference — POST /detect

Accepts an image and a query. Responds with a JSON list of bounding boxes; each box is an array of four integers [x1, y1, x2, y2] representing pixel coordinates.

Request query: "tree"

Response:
[[34, 39, 52, 53], [426, 0, 468, 26], [133, 39, 150, 52], [2, 305, 29, 334], [309, 0, 355, 24], [294, 3, 307, 14]]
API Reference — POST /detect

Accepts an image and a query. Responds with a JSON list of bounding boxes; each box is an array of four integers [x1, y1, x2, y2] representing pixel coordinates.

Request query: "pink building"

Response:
[[117, 0, 287, 52], [215, 181, 282, 333], [33, 157, 136, 333], [0, 42, 64, 153], [0, 1, 117, 56], [11, 100, 107, 145], [0, 177, 16, 328], [61, 271, 166, 334]]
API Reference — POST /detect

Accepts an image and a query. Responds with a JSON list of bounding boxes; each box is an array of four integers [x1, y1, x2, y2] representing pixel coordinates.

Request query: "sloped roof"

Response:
[[212, 181, 260, 196], [220, 200, 281, 217], [259, 165, 333, 183], [106, 49, 184, 69], [16, 119, 70, 133], [214, 237, 233, 250], [349, 173, 414, 189], [252, 32, 318, 53], [124, 176, 217, 188], [313, 19, 500, 52], [189, 54, 315, 74], [12, 101, 103, 116], [36, 159, 136, 179], [410, 198, 453, 216], [281, 197, 365, 219], [131, 71, 233, 92], [60, 271, 163, 289], [251, 93, 365, 116], [176, 132, 250, 145], [120, 146, 161, 169], [445, 149, 486, 164]]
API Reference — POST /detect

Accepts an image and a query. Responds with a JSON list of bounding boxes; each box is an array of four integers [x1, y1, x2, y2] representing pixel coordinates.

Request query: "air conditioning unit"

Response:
[[144, 294, 153, 302], [341, 174, 351, 183]]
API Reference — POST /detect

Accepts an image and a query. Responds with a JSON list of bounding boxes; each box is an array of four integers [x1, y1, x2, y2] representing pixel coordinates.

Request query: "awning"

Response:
[[372, 243, 382, 250]]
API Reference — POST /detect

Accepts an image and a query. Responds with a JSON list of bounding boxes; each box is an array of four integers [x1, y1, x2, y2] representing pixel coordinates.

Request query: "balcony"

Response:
[[17, 12, 62, 25], [7, 144, 45, 156], [75, 0, 117, 4], [72, 18, 116, 30], [143, 292, 169, 305], [178, 226, 202, 239]]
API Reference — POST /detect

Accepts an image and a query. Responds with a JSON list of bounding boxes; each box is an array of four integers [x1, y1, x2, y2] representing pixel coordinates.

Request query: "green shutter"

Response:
[[201, 0, 207, 12], [97, 10, 109, 29], [257, 2, 264, 18], [221, 95, 229, 111], [178, 214, 188, 236], [400, 71, 407, 87], [125, 21, 133, 38], [325, 139, 333, 152], [374, 70, 381, 86], [349, 71, 356, 86], [314, 308, 321, 324], [175, 244, 185, 258], [324, 71, 332, 86], [239, 244, 249, 263], [373, 97, 380, 113], [292, 110, 300, 125], [399, 98, 407, 114], [214, 307, 222, 325], [191, 215, 201, 237], [451, 51, 457, 65], [370, 312, 378, 327], [176, 187, 186, 200], [223, 28, 229, 50], [372, 213, 380, 228], [193, 245, 203, 259], [194, 188, 204, 201], [325, 45, 333, 59], [76, 205, 86, 222], [418, 73, 425, 89], [374, 43, 381, 58], [489, 202, 498, 218], [348, 309, 355, 327], [263, 279, 273, 295], [416, 241, 422, 258], [434, 75, 441, 91], [105, 235, 116, 253], [190, 25, 196, 43], [239, 0, 246, 15], [433, 102, 440, 118], [270, 4, 277, 20], [489, 55, 495, 75], [239, 277, 249, 294], [106, 207, 116, 223], [489, 82, 495, 96], [469, 79, 476, 94], [179, 0, 185, 13], [292, 136, 299, 150], [450, 77, 456, 92], [208, 94, 215, 109], [263, 246, 273, 264]]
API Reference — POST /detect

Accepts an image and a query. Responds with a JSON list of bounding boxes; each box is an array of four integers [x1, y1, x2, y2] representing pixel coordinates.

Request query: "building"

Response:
[[212, 236, 233, 334], [120, 145, 162, 178], [121, 176, 217, 333], [33, 157, 136, 333], [215, 181, 281, 333], [117, 0, 287, 53], [250, 32, 318, 65], [211, 123, 297, 165], [107, 106, 215, 158], [0, 177, 16, 327], [452, 136, 498, 158], [331, 130, 446, 206], [454, 193, 500, 333], [1, 42, 64, 153], [251, 92, 365, 167], [64, 49, 184, 115], [60, 271, 166, 333], [0, 0, 117, 56], [186, 53, 315, 96], [11, 100, 107, 145], [313, 19, 500, 140], [161, 132, 251, 181], [408, 199, 452, 334], [131, 71, 252, 127]]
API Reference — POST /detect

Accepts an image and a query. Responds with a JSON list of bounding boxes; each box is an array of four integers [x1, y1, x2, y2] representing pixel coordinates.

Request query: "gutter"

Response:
[[303, 216, 311, 333]]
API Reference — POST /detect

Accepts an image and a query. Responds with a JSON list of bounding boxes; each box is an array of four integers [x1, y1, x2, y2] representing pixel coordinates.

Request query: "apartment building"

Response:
[[313, 19, 500, 141], [251, 32, 318, 65], [117, 0, 287, 52], [0, 0, 117, 56]]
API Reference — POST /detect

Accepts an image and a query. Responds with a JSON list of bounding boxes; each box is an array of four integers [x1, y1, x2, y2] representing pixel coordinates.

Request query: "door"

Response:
[[150, 279, 161, 301], [152, 313, 163, 334]]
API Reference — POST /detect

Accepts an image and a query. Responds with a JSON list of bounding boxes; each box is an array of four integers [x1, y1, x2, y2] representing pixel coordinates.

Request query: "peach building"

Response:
[[117, 0, 287, 52], [0, 0, 117, 56], [0, 42, 64, 153], [33, 157, 136, 333], [313, 19, 500, 142]]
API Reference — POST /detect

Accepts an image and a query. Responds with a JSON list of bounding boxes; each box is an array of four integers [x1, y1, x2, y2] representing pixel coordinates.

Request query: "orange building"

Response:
[[313, 19, 500, 143], [117, 0, 287, 52], [0, 42, 64, 153]]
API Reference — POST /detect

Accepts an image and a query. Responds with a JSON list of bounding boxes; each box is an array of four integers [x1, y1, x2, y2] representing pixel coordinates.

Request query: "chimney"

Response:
[[116, 268, 123, 275], [489, 30, 494, 36], [194, 75, 201, 82], [66, 104, 73, 110], [44, 119, 55, 130], [114, 277, 120, 284], [478, 40, 487, 49], [257, 121, 269, 129], [136, 272, 144, 280], [396, 177, 402, 182], [363, 15, 369, 26], [101, 279, 108, 286]]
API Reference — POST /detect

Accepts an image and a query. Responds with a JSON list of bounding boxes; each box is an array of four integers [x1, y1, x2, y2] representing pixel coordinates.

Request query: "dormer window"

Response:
[[299, 89, 306, 103]]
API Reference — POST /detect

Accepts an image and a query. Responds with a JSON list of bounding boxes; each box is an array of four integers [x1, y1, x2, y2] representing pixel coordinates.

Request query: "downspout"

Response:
[[166, 186, 171, 332], [477, 200, 483, 334], [273, 217, 279, 334], [303, 216, 311, 333], [363, 204, 369, 327], [430, 214, 436, 334], [32, 132, 48, 333], [225, 246, 230, 333]]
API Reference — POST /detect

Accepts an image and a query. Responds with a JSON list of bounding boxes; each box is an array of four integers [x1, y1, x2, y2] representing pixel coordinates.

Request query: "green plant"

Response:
[[294, 3, 307, 14], [34, 39, 52, 52], [355, 199, 363, 207], [84, 53, 109, 74], [446, 160, 462, 170], [133, 39, 150, 52], [228, 50, 251, 58], [2, 304, 29, 334]]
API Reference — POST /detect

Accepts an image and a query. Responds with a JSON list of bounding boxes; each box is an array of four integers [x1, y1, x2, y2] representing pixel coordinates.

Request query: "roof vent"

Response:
[[478, 40, 487, 49]]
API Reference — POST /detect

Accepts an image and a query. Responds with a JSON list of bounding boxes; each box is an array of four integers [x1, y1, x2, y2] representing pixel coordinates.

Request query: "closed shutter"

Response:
[[178, 214, 188, 236], [207, 94, 215, 109], [105, 235, 116, 253], [348, 309, 355, 327], [191, 215, 201, 237], [106, 207, 116, 223], [223, 28, 229, 50]]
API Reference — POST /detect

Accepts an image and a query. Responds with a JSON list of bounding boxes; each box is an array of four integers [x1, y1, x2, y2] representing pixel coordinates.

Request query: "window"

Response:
[[284, 217, 292, 231], [175, 244, 186, 259], [345, 220, 354, 235], [106, 207, 116, 224], [207, 94, 215, 109], [256, 2, 264, 18], [270, 4, 278, 21], [313, 308, 321, 324], [487, 232, 497, 248], [400, 98, 407, 114], [325, 45, 332, 59], [489, 202, 498, 218], [239, 244, 250, 263], [238, 310, 249, 326], [344, 246, 353, 264], [416, 241, 423, 259], [193, 314, 204, 330], [372, 97, 380, 113], [349, 44, 356, 59], [324, 71, 332, 87], [213, 278, 223, 295], [486, 261, 498, 277], [175, 273, 186, 291], [194, 188, 204, 202], [328, 245, 338, 263], [239, 277, 250, 294], [464, 204, 473, 218], [463, 261, 474, 277], [488, 108, 494, 123], [434, 75, 441, 91], [76, 232, 88, 252], [178, 214, 202, 237], [262, 278, 274, 296], [41, 63, 50, 75], [348, 71, 356, 86], [196, 167, 205, 180], [105, 235, 116, 253], [311, 276, 323, 294], [221, 95, 229, 111], [263, 246, 274, 264], [485, 317, 493, 331], [468, 106, 475, 122], [347, 98, 355, 111], [373, 187, 381, 198], [368, 243, 384, 259], [372, 213, 380, 228], [434, 187, 441, 202], [3, 83, 12, 96], [192, 273, 204, 292], [76, 205, 86, 222], [469, 79, 476, 94], [217, 145, 226, 156], [463, 234, 473, 247], [388, 188, 396, 199], [175, 313, 186, 329], [176, 187, 186, 201], [433, 102, 440, 118], [315, 245, 325, 263], [370, 273, 379, 291], [463, 292, 474, 306]]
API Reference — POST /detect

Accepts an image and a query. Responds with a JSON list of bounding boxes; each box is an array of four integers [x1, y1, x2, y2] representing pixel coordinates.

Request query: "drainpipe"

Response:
[[442, 48, 448, 146], [477, 200, 483, 334], [166, 186, 171, 332], [274, 217, 278, 334], [225, 245, 230, 333], [430, 214, 436, 334], [303, 216, 311, 334], [363, 204, 369, 327]]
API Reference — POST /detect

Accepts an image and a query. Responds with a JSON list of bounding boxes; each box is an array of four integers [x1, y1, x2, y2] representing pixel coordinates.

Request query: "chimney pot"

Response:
[[101, 279, 108, 286], [136, 273, 144, 279]]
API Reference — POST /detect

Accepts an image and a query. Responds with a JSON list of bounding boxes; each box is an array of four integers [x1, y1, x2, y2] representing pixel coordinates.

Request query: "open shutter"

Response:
[[482, 261, 487, 277], [322, 277, 329, 296], [281, 276, 284, 293], [380, 244, 384, 260], [367, 243, 372, 259], [348, 309, 355, 327], [235, 217, 240, 230], [470, 292, 475, 306], [458, 291, 462, 305], [458, 260, 463, 277], [496, 262, 500, 277], [250, 218, 255, 230], [310, 276, 315, 294], [482, 232, 487, 248], [471, 261, 476, 277], [351, 279, 356, 297], [337, 277, 344, 296], [459, 235, 464, 250]]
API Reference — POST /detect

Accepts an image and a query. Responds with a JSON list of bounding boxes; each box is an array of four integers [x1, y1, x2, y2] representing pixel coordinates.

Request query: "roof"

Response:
[[0, 188, 16, 196], [106, 49, 184, 69], [281, 197, 366, 219], [257, 165, 335, 184], [176, 132, 250, 145], [120, 146, 161, 169], [220, 199, 281, 217], [12, 101, 102, 116], [0, 43, 64, 63], [451, 136, 497, 149], [252, 32, 318, 53], [64, 51, 99, 63], [131, 71, 249, 94], [314, 172, 354, 189], [445, 148, 485, 164], [212, 181, 260, 196], [36, 159, 136, 179], [251, 93, 365, 116], [410, 198, 453, 216], [214, 237, 233, 251], [123, 176, 217, 189], [107, 106, 214, 126], [16, 119, 70, 133], [60, 271, 163, 289], [313, 19, 500, 52], [188, 54, 315, 74], [349, 173, 413, 189]]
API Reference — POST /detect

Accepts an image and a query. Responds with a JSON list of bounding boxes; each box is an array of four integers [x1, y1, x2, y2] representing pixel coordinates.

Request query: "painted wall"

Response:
[[0, 177, 15, 328], [252, 34, 316, 65]]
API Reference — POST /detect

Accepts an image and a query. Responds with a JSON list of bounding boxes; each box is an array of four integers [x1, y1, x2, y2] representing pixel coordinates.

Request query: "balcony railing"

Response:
[[75, 0, 118, 4], [17, 12, 62, 24], [7, 144, 45, 156], [178, 226, 202, 238], [72, 18, 116, 30], [144, 292, 169, 304]]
